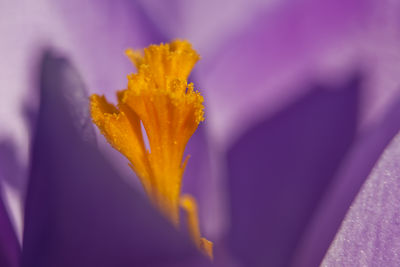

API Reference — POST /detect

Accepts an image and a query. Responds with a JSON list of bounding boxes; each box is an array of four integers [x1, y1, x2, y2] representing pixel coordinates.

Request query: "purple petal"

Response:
[[182, 124, 227, 241], [1, 0, 163, 149], [0, 188, 20, 267], [52, 0, 165, 97], [1, 0, 164, 238], [22, 52, 211, 267], [194, 0, 400, 148], [136, 0, 273, 54], [285, 2, 400, 265], [226, 74, 360, 266], [0, 140, 27, 241], [297, 98, 400, 266], [321, 123, 400, 265]]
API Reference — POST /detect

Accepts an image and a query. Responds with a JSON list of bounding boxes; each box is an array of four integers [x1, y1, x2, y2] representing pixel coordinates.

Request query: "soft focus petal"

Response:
[[22, 52, 211, 267], [291, 97, 400, 266], [0, 189, 19, 267], [226, 75, 360, 266], [287, 2, 400, 264], [195, 0, 400, 149], [52, 0, 165, 97], [137, 0, 274, 54], [0, 0, 163, 236], [321, 127, 400, 266], [196, 0, 372, 146], [182, 125, 227, 241], [0, 0, 163, 149], [0, 141, 26, 241]]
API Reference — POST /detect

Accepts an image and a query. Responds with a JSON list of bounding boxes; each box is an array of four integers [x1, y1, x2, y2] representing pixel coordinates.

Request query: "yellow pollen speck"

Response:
[[90, 40, 212, 259]]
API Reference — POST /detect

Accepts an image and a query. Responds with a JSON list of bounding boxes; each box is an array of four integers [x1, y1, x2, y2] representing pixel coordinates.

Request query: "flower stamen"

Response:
[[181, 194, 213, 259], [90, 40, 212, 258]]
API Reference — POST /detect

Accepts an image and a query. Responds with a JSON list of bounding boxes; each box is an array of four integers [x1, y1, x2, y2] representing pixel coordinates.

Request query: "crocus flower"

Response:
[[2, 0, 400, 266]]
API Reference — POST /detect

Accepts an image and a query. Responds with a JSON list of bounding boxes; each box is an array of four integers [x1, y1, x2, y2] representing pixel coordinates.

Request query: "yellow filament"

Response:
[[180, 194, 213, 259], [90, 40, 212, 258]]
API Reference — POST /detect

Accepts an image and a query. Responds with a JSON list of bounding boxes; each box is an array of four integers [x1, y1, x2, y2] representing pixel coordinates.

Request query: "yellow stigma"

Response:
[[90, 40, 212, 259]]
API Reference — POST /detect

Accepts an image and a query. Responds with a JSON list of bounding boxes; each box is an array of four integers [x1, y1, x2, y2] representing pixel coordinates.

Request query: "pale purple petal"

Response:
[[136, 0, 274, 54], [281, 1, 400, 265], [182, 125, 227, 241], [321, 120, 400, 266], [22, 52, 211, 267], [51, 0, 165, 97], [194, 0, 400, 149], [292, 96, 400, 266], [0, 0, 163, 152], [0, 140, 26, 240], [226, 75, 360, 266], [0, 189, 19, 267], [0, 0, 164, 235]]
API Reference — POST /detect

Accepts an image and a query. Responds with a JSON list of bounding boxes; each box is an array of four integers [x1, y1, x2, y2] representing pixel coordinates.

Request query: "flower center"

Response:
[[90, 40, 212, 259]]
